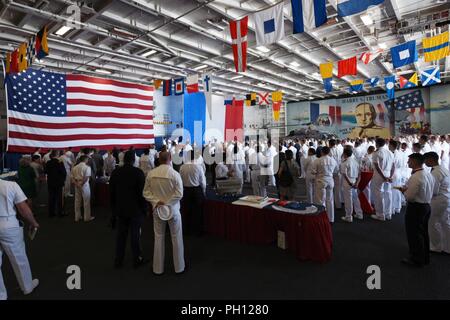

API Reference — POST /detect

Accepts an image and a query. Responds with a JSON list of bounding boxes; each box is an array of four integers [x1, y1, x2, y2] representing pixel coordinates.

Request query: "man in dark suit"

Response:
[[110, 150, 147, 269], [45, 150, 67, 217]]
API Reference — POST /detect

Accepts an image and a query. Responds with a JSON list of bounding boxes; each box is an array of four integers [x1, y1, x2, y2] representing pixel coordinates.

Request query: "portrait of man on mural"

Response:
[[348, 102, 390, 139]]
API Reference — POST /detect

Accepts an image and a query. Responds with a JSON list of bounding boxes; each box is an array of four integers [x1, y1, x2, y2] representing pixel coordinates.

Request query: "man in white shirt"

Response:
[[389, 140, 404, 215], [419, 135, 432, 154], [304, 148, 317, 203], [329, 139, 343, 209], [353, 139, 366, 164], [215, 161, 229, 180], [139, 149, 153, 177], [143, 152, 185, 275], [249, 146, 269, 197], [340, 148, 363, 223], [0, 180, 40, 300], [180, 151, 206, 236], [149, 144, 158, 169], [440, 135, 450, 171], [424, 152, 450, 254], [311, 146, 338, 223], [371, 138, 394, 221], [360, 146, 375, 205], [60, 149, 74, 197], [399, 153, 434, 267], [71, 155, 94, 222]]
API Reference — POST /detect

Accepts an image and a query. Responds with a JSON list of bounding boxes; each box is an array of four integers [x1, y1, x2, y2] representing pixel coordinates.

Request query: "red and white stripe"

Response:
[[8, 74, 154, 152], [359, 49, 383, 65], [230, 16, 248, 73]]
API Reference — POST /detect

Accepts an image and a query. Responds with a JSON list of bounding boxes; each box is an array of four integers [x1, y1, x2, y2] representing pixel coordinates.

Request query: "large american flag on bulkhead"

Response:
[[6, 68, 154, 153]]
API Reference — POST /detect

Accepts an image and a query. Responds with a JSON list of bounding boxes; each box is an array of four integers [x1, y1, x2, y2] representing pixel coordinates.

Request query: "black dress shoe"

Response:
[[401, 258, 424, 267], [133, 257, 149, 269]]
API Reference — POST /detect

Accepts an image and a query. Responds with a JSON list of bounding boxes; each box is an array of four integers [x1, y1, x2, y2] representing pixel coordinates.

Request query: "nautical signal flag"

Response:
[[273, 101, 282, 121], [421, 67, 441, 87], [272, 91, 282, 102], [390, 40, 417, 68], [10, 49, 19, 73], [163, 79, 172, 96], [349, 79, 363, 93], [257, 92, 269, 105], [224, 95, 234, 106], [359, 49, 383, 64], [35, 25, 49, 59], [202, 73, 212, 120], [186, 74, 199, 93], [367, 77, 379, 88], [174, 78, 184, 95], [254, 3, 285, 46], [245, 93, 257, 106], [154, 79, 162, 90], [5, 52, 11, 73], [26, 35, 36, 66], [337, 0, 384, 17], [337, 56, 357, 78], [230, 16, 248, 73], [18, 43, 28, 72], [384, 75, 395, 100], [399, 72, 418, 89], [320, 62, 333, 92], [291, 0, 327, 34], [422, 31, 449, 62]]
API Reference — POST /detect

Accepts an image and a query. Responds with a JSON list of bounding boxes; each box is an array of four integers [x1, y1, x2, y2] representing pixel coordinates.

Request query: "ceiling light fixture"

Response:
[[290, 61, 300, 68], [360, 14, 373, 26], [378, 43, 387, 49], [231, 75, 244, 80], [95, 69, 112, 75], [141, 50, 157, 57], [193, 64, 208, 71], [55, 26, 72, 36], [256, 46, 270, 53]]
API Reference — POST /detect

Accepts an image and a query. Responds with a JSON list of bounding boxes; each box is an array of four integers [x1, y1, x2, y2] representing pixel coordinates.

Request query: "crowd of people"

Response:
[[1, 132, 450, 299]]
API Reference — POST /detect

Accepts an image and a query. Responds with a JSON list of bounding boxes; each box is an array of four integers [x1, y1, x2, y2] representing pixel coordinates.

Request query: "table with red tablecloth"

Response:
[[201, 199, 333, 263]]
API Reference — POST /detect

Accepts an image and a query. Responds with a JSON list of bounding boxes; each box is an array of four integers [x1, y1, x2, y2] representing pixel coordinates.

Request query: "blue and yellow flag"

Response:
[[423, 31, 449, 62], [320, 62, 333, 93], [349, 79, 363, 93], [399, 72, 418, 89]]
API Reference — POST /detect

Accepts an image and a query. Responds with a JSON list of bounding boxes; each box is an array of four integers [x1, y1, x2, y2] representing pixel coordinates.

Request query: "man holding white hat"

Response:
[[143, 151, 185, 275]]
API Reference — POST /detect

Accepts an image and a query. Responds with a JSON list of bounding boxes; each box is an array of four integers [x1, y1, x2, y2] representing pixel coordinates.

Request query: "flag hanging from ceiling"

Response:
[[153, 79, 162, 90], [320, 62, 333, 92], [18, 43, 28, 72], [230, 16, 248, 73], [359, 49, 383, 64], [421, 67, 441, 87], [423, 31, 449, 62], [245, 93, 257, 106], [174, 78, 184, 95], [9, 49, 19, 73], [367, 77, 379, 88], [272, 91, 283, 102], [224, 95, 234, 106], [35, 25, 49, 59], [337, 56, 357, 78], [163, 79, 172, 96], [291, 0, 327, 34], [257, 92, 269, 105], [384, 75, 395, 100], [186, 74, 199, 93], [5, 68, 154, 152], [202, 73, 212, 120], [273, 101, 282, 121], [337, 0, 384, 17], [254, 3, 285, 46], [349, 79, 363, 93], [5, 52, 11, 74], [390, 40, 418, 68], [398, 72, 418, 89], [27, 35, 36, 67]]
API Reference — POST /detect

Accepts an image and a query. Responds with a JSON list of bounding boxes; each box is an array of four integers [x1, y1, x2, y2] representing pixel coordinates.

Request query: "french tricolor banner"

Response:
[[229, 16, 248, 73], [310, 103, 341, 125], [291, 0, 328, 34]]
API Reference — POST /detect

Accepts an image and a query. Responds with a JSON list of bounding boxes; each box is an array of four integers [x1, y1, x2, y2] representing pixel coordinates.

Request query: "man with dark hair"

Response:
[[399, 153, 434, 267], [419, 135, 431, 154], [371, 138, 394, 221], [424, 152, 450, 254], [348, 103, 390, 138], [340, 148, 362, 222], [329, 139, 343, 210], [311, 146, 338, 223], [45, 150, 66, 218], [110, 150, 147, 268], [389, 140, 404, 216]]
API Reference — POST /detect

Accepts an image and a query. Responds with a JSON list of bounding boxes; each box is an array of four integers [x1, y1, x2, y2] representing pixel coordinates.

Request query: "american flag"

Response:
[[385, 90, 426, 123], [6, 68, 154, 153]]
